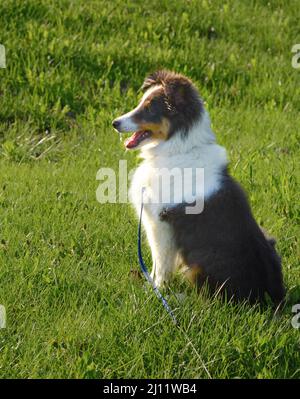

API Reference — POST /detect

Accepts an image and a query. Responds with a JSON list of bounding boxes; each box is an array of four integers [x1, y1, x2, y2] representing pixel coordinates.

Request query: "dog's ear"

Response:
[[141, 70, 169, 92], [165, 81, 187, 108], [165, 78, 198, 111], [142, 70, 201, 114]]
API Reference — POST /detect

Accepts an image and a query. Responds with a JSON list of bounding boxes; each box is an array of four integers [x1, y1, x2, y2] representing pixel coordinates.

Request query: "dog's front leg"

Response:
[[144, 217, 178, 288]]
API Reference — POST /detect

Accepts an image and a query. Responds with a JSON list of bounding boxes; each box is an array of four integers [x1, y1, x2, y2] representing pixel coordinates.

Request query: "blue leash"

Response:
[[137, 188, 178, 325]]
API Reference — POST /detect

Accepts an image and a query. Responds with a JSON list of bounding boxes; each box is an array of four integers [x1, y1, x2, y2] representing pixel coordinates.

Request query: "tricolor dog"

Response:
[[112, 70, 285, 306]]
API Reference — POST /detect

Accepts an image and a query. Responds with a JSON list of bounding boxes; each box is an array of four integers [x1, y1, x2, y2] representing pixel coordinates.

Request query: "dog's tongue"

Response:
[[124, 130, 151, 149]]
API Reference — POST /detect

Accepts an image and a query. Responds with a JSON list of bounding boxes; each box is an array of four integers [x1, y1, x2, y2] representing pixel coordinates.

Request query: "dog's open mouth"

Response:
[[124, 130, 152, 149]]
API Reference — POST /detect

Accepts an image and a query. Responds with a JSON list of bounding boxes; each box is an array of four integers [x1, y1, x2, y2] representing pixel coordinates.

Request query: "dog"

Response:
[[112, 70, 285, 306]]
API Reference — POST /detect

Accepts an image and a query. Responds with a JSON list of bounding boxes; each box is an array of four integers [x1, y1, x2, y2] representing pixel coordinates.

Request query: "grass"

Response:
[[0, 0, 299, 378]]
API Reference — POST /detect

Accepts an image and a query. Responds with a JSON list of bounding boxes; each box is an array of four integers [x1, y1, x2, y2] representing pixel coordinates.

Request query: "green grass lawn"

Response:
[[0, 0, 299, 378]]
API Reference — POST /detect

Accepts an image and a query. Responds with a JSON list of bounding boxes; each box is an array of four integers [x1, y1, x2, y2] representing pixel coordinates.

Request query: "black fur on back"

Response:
[[160, 170, 285, 306]]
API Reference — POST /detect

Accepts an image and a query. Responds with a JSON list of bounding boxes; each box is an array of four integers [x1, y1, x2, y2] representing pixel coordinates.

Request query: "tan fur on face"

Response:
[[138, 117, 170, 141]]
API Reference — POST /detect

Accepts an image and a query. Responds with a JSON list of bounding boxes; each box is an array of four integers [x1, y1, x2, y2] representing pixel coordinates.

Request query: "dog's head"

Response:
[[112, 70, 203, 150]]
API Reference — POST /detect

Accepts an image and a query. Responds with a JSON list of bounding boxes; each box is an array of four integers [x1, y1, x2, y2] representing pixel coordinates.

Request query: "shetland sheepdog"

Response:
[[112, 70, 285, 306]]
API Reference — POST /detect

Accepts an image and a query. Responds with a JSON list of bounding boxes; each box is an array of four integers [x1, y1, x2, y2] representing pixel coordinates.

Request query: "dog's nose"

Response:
[[112, 119, 121, 130]]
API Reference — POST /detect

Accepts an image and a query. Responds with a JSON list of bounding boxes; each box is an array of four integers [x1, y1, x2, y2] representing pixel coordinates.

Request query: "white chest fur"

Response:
[[130, 144, 227, 215]]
